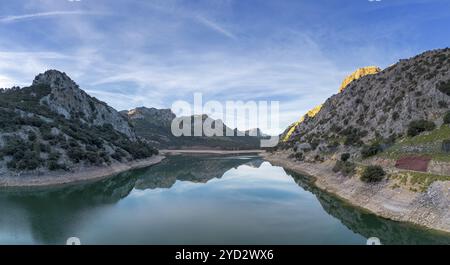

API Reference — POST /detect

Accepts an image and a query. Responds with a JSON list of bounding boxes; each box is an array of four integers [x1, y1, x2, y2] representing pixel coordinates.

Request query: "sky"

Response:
[[1, 0, 450, 134]]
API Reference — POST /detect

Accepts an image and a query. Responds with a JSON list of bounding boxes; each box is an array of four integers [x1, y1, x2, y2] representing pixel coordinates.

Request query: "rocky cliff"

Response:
[[282, 66, 381, 143], [282, 48, 450, 160], [35, 70, 135, 139]]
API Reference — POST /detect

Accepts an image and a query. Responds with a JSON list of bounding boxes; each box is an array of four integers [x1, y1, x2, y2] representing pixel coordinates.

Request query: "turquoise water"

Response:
[[0, 155, 449, 245]]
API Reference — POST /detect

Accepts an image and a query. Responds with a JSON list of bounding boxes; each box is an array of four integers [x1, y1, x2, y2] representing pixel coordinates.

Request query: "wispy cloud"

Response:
[[195, 15, 236, 39], [142, 1, 236, 39], [0, 11, 102, 23]]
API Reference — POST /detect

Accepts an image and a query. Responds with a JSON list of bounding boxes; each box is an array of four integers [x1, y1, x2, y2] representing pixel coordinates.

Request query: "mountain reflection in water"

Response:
[[0, 155, 448, 245]]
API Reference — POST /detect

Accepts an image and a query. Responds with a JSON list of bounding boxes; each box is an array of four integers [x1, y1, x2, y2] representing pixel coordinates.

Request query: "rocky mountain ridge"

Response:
[[0, 70, 157, 176], [281, 48, 450, 161], [34, 70, 135, 139], [282, 66, 381, 143], [123, 106, 264, 149]]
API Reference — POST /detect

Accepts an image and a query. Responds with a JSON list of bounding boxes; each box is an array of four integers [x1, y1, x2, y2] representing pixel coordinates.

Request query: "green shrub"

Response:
[[392, 112, 400, 121], [342, 127, 364, 146], [361, 165, 385, 183], [48, 152, 61, 161], [39, 143, 51, 153], [294, 152, 304, 161], [47, 152, 67, 171], [344, 134, 362, 146], [437, 80, 450, 96], [48, 160, 64, 170], [40, 125, 54, 140], [341, 153, 350, 162], [7, 150, 41, 170], [442, 139, 450, 153], [444, 112, 450, 124], [438, 100, 448, 108], [361, 143, 381, 158], [327, 141, 339, 149], [407, 120, 436, 137], [111, 148, 127, 161], [28, 131, 37, 141], [67, 147, 85, 163], [332, 160, 356, 176]]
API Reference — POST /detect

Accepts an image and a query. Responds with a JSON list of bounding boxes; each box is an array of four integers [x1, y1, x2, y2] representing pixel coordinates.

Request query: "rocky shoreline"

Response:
[[261, 152, 450, 234], [160, 149, 264, 155], [0, 155, 165, 188]]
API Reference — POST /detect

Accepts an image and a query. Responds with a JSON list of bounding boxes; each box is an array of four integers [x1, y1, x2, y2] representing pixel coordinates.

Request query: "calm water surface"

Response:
[[0, 155, 449, 245]]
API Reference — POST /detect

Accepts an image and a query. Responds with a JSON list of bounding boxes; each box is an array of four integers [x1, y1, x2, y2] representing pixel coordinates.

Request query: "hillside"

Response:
[[123, 107, 264, 150], [263, 49, 450, 233], [0, 70, 157, 177], [278, 48, 450, 166]]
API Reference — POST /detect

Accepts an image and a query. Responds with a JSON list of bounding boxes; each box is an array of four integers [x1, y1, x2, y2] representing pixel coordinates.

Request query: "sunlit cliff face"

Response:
[[283, 104, 323, 142], [338, 66, 381, 93], [282, 66, 381, 142]]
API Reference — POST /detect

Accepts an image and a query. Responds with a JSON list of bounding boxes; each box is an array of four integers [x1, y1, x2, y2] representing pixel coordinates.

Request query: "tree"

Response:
[[443, 111, 450, 124], [361, 166, 385, 183], [361, 144, 381, 158], [407, 120, 436, 137], [442, 139, 450, 153], [437, 80, 450, 96], [340, 153, 350, 162]]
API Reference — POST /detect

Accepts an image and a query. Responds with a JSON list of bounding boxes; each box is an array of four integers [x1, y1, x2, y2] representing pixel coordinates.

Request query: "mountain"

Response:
[[278, 48, 450, 166], [282, 66, 382, 143], [123, 107, 264, 150], [120, 107, 175, 147], [34, 70, 135, 139], [0, 70, 157, 175]]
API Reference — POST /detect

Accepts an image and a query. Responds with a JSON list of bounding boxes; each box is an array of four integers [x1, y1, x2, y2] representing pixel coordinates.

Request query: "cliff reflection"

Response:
[[284, 169, 450, 245], [0, 155, 263, 244]]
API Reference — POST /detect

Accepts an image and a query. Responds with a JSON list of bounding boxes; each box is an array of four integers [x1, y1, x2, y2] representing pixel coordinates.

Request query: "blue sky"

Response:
[[1, 0, 450, 133]]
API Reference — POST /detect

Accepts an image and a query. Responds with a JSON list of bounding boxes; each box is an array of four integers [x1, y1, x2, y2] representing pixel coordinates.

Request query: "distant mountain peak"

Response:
[[33, 69, 136, 139], [125, 107, 176, 129], [33, 69, 78, 90]]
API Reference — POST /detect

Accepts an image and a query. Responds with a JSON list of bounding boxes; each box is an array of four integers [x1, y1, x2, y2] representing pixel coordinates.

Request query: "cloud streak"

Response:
[[195, 15, 236, 39], [0, 11, 102, 23]]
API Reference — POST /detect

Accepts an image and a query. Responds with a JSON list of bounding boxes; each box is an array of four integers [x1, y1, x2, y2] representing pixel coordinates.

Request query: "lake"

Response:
[[0, 155, 449, 245]]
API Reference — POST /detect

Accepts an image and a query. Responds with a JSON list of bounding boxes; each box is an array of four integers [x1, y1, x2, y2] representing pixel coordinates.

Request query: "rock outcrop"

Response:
[[35, 70, 135, 139], [284, 49, 450, 152], [338, 66, 381, 92]]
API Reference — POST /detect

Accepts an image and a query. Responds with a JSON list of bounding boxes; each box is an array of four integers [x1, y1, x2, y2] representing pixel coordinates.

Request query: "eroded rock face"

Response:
[[35, 70, 135, 139], [426, 181, 450, 211]]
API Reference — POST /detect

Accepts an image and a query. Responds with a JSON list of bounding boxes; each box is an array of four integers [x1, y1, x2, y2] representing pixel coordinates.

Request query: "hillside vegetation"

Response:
[[0, 70, 157, 175], [275, 49, 450, 164], [272, 48, 450, 191]]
